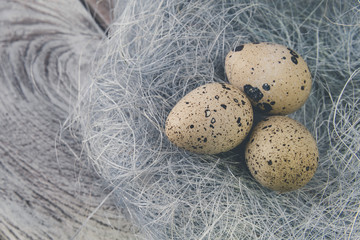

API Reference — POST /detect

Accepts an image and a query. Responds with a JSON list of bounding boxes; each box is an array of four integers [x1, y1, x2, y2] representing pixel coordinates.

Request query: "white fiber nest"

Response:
[[75, 0, 360, 239]]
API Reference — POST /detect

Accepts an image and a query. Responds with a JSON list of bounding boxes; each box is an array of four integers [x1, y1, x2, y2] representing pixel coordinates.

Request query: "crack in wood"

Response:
[[80, 0, 113, 34]]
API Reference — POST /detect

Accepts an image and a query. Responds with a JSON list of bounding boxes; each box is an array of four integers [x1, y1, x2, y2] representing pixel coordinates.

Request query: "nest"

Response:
[[74, 0, 360, 239]]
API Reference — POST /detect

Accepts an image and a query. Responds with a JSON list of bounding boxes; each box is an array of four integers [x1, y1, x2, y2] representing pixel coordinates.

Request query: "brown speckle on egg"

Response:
[[245, 116, 319, 192], [225, 42, 312, 115], [235, 45, 244, 52], [166, 83, 253, 154], [262, 83, 271, 91]]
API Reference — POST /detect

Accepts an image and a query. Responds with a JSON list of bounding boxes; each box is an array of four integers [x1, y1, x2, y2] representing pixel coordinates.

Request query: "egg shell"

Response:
[[245, 116, 319, 192], [225, 42, 312, 115], [165, 83, 253, 154]]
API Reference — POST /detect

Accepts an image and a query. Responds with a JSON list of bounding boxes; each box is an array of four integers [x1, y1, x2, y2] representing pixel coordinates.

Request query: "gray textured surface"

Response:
[[0, 0, 137, 239]]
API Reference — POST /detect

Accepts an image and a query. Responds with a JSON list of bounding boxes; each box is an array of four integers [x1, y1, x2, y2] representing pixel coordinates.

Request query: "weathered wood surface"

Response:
[[0, 0, 138, 239]]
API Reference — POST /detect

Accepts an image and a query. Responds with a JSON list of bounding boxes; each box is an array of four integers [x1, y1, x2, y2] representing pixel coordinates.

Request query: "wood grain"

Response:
[[0, 0, 138, 239]]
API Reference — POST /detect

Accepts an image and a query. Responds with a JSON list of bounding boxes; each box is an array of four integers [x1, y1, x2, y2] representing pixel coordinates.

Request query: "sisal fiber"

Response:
[[73, 0, 360, 239]]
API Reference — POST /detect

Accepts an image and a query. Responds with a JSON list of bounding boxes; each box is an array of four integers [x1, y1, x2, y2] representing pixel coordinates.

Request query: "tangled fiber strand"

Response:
[[74, 0, 360, 239]]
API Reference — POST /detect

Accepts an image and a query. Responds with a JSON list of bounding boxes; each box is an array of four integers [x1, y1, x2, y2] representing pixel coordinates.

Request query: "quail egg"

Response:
[[225, 42, 312, 115], [166, 83, 253, 154], [245, 116, 319, 192]]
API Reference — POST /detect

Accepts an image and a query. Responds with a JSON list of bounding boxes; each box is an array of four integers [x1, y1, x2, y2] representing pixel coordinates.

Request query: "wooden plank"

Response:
[[81, 0, 114, 31], [0, 0, 138, 239]]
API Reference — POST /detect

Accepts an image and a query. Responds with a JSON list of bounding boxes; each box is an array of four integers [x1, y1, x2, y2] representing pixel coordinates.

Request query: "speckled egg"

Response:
[[245, 116, 319, 192], [165, 83, 253, 154], [225, 42, 312, 115]]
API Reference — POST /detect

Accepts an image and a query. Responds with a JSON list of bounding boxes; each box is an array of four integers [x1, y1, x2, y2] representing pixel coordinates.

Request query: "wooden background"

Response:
[[0, 0, 139, 239]]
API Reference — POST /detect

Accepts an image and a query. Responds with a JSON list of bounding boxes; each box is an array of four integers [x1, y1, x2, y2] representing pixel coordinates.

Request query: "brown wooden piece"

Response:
[[82, 0, 114, 31]]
